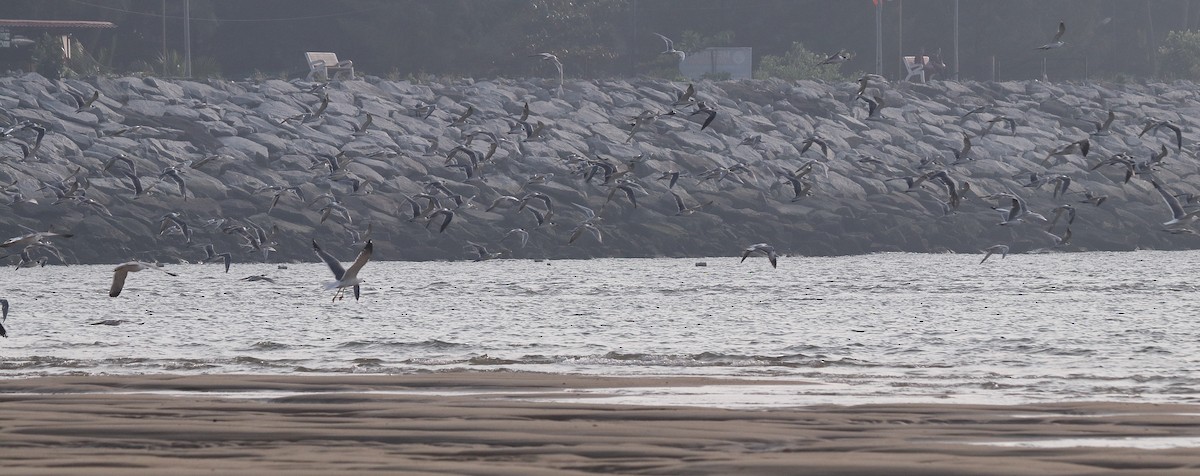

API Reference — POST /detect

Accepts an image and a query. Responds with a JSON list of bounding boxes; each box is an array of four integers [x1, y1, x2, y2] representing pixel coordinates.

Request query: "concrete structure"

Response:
[[679, 47, 752, 80]]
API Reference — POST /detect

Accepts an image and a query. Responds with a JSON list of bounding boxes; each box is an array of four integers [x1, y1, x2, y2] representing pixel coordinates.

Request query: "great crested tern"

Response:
[[740, 243, 778, 268], [979, 244, 1009, 264], [313, 239, 372, 301], [109, 261, 177, 297]]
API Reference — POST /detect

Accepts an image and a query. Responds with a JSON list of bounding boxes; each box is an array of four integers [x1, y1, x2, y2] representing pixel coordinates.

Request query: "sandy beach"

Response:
[[0, 373, 1198, 474]]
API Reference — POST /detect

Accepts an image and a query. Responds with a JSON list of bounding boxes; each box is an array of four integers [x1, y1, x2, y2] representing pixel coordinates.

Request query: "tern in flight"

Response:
[[740, 243, 778, 268], [1037, 20, 1066, 50], [653, 33, 686, 61], [313, 239, 372, 302], [109, 262, 177, 297], [979, 244, 1010, 264], [1150, 179, 1200, 228]]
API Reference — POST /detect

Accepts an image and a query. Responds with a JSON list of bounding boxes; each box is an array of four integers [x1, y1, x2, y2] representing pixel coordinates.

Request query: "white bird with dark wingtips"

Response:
[[1037, 20, 1066, 50], [312, 239, 372, 302], [109, 261, 178, 297], [653, 32, 686, 61], [979, 244, 1010, 264], [1150, 178, 1200, 228], [740, 243, 778, 268], [818, 50, 852, 65]]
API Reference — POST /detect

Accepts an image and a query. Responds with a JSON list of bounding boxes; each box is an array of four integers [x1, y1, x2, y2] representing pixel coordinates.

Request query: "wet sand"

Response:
[[2, 372, 1200, 475]]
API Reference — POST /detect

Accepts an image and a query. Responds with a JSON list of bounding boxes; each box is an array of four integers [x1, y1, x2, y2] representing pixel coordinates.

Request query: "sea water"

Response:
[[2, 251, 1198, 405]]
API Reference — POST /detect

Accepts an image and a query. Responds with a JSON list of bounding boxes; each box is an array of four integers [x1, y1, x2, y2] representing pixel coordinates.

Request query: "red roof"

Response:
[[0, 19, 116, 29]]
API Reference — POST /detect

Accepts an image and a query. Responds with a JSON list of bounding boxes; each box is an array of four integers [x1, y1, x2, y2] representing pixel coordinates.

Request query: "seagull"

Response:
[[996, 194, 1047, 226], [68, 89, 100, 112], [426, 209, 455, 233], [0, 298, 8, 337], [979, 244, 1009, 264], [109, 261, 177, 297], [985, 116, 1018, 136], [860, 94, 884, 119], [799, 135, 830, 159], [1037, 20, 1067, 50], [159, 213, 192, 244], [1150, 178, 1200, 228], [502, 228, 529, 248], [672, 83, 697, 106], [312, 239, 372, 302], [530, 52, 564, 93], [691, 101, 717, 131], [653, 32, 685, 61], [351, 113, 373, 135], [2, 229, 73, 249], [1040, 227, 1073, 246], [159, 167, 188, 199], [1079, 189, 1108, 207], [451, 105, 475, 126], [201, 243, 232, 273], [1043, 138, 1090, 165], [464, 241, 504, 261], [854, 74, 886, 100], [740, 243, 778, 268], [1049, 204, 1077, 227], [1139, 120, 1183, 152], [670, 191, 712, 216], [1091, 110, 1117, 136], [818, 50, 852, 65], [951, 133, 973, 164], [568, 222, 602, 245], [657, 170, 685, 189]]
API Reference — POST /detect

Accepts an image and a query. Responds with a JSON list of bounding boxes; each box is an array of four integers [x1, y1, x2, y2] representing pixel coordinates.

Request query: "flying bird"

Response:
[[1139, 120, 1183, 152], [653, 33, 686, 61], [979, 244, 1009, 264], [740, 243, 778, 268], [1037, 20, 1067, 49], [691, 101, 717, 130], [312, 239, 372, 301], [819, 50, 852, 65], [109, 261, 177, 297], [1150, 179, 1200, 228], [68, 89, 100, 112]]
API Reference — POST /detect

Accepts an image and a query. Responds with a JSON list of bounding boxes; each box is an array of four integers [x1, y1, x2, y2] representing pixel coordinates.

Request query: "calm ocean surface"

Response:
[[2, 251, 1198, 405]]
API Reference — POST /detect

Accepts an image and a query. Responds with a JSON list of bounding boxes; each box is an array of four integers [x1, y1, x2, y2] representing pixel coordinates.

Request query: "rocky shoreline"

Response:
[[0, 73, 1197, 265]]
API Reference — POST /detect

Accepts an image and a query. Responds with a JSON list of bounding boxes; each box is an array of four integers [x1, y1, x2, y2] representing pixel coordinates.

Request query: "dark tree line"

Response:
[[6, 0, 1200, 81]]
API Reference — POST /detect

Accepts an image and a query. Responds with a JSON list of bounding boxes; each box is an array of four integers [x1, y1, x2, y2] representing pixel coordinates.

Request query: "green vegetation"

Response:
[[1158, 30, 1200, 80], [754, 42, 851, 82]]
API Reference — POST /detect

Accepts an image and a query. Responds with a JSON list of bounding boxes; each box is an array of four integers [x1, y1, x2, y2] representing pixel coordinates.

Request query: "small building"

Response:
[[679, 47, 753, 80], [0, 19, 116, 71]]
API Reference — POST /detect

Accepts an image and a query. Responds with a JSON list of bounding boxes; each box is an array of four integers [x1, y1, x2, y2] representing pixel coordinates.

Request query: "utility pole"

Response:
[[183, 0, 190, 77], [875, 0, 883, 75], [898, 0, 903, 79], [953, 0, 960, 80], [161, 0, 167, 75]]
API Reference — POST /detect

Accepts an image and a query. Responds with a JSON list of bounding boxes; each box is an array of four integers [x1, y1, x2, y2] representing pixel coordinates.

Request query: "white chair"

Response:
[[902, 55, 927, 83], [305, 52, 354, 81]]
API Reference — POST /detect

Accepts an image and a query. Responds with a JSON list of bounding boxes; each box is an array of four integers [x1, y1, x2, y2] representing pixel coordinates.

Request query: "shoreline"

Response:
[[4, 372, 1200, 474]]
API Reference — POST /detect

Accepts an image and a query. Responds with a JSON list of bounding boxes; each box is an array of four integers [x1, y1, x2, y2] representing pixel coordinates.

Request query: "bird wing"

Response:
[[671, 191, 686, 212], [1053, 21, 1066, 42], [1, 298, 7, 320], [312, 240, 346, 280], [653, 32, 673, 50], [109, 267, 130, 297], [1151, 179, 1187, 219], [341, 240, 372, 282]]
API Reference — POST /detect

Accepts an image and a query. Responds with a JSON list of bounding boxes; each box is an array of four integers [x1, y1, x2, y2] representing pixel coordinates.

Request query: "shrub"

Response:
[[754, 42, 851, 82], [1158, 30, 1200, 80]]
